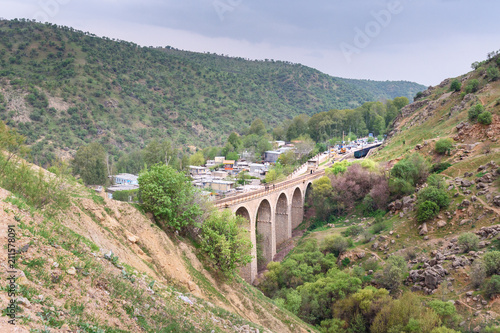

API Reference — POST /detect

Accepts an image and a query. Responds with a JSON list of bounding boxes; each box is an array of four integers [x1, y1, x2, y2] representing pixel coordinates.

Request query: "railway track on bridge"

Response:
[[214, 168, 326, 208]]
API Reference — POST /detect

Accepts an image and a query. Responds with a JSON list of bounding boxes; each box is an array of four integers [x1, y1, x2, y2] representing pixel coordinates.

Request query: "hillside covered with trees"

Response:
[[0, 19, 424, 166]]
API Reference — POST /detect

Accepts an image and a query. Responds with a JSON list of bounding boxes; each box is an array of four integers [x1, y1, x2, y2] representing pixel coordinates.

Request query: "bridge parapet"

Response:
[[215, 169, 325, 209]]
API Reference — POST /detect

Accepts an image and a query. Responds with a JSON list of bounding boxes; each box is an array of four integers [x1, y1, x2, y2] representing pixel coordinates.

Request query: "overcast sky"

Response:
[[1, 0, 499, 86]]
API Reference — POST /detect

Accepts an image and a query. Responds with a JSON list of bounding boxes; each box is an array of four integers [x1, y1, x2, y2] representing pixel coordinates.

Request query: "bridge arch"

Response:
[[235, 205, 256, 282], [256, 199, 274, 270], [291, 187, 303, 229], [275, 192, 289, 247]]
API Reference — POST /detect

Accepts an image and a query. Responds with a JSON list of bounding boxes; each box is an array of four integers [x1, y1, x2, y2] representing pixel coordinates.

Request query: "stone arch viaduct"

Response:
[[215, 170, 326, 284]]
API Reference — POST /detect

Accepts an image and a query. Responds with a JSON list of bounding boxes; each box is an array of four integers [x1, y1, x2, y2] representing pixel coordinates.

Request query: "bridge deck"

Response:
[[215, 169, 325, 208]]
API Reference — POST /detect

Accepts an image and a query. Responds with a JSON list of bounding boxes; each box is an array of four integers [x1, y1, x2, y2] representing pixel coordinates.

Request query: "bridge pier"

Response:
[[217, 172, 322, 284]]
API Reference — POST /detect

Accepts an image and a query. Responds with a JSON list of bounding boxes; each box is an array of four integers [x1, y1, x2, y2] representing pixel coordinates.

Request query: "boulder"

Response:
[[461, 180, 474, 187], [493, 196, 500, 207], [402, 196, 416, 207], [461, 199, 471, 207], [460, 219, 470, 226], [437, 220, 447, 228], [419, 223, 428, 236]]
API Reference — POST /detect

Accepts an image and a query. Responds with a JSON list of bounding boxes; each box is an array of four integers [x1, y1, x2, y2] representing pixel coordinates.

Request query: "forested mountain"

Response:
[[0, 19, 424, 166]]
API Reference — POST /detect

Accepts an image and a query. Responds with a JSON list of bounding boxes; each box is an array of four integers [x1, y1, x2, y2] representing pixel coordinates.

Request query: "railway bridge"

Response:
[[214, 169, 326, 283]]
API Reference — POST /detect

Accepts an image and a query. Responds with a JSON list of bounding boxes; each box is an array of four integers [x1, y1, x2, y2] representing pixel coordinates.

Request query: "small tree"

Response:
[[450, 79, 461, 92], [465, 79, 479, 94], [470, 259, 487, 287], [484, 275, 500, 299], [72, 142, 107, 185], [188, 151, 205, 166], [417, 186, 450, 209], [322, 235, 351, 258], [483, 251, 500, 276], [468, 103, 484, 122], [376, 255, 408, 291], [417, 201, 440, 222], [487, 66, 500, 81], [457, 232, 479, 253], [478, 111, 493, 125], [200, 210, 253, 277], [138, 164, 202, 232], [434, 138, 453, 155]]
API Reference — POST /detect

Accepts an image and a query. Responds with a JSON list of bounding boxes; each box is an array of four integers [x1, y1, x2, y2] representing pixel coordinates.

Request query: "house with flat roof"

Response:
[[113, 173, 139, 185], [214, 156, 225, 164], [189, 166, 209, 176], [207, 180, 235, 194], [264, 151, 281, 163], [223, 160, 235, 171], [249, 163, 267, 175]]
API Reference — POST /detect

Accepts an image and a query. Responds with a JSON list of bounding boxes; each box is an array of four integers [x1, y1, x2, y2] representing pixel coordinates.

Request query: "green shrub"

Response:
[[468, 103, 484, 122], [426, 174, 446, 189], [478, 111, 492, 125], [465, 79, 479, 94], [389, 178, 414, 198], [484, 275, 500, 299], [470, 259, 486, 287], [371, 221, 386, 234], [138, 164, 202, 232], [199, 210, 252, 276], [392, 154, 430, 186], [434, 138, 454, 155], [417, 186, 450, 209], [457, 233, 479, 253], [487, 66, 500, 81], [362, 257, 379, 272], [431, 162, 452, 174], [416, 201, 439, 222], [483, 251, 500, 275], [342, 225, 364, 237], [450, 79, 461, 92], [322, 235, 351, 257], [376, 256, 407, 291]]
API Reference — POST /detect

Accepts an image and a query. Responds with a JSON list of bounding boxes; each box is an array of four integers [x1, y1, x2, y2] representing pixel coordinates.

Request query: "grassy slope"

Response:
[[0, 164, 316, 332], [0, 19, 424, 165]]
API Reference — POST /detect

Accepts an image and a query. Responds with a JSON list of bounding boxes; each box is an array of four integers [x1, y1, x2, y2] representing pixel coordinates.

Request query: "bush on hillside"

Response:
[[465, 79, 479, 94], [426, 174, 446, 189], [390, 154, 429, 187], [470, 259, 487, 287], [322, 235, 352, 257], [484, 275, 500, 299], [199, 210, 253, 276], [468, 103, 484, 122], [487, 66, 500, 81], [431, 162, 452, 174], [389, 178, 415, 198], [457, 233, 479, 253], [376, 255, 408, 291], [450, 79, 461, 92], [417, 186, 450, 209], [434, 138, 454, 155], [138, 164, 203, 232], [483, 251, 500, 276], [416, 201, 440, 223], [478, 111, 492, 125]]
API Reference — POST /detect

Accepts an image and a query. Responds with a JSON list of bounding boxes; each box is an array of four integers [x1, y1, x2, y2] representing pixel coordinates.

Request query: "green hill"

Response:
[[0, 19, 424, 166]]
